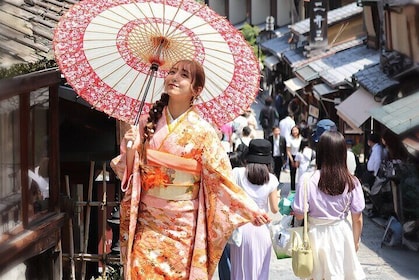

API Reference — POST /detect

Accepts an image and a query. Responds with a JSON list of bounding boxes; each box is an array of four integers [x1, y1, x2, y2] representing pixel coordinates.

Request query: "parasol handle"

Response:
[[127, 61, 160, 149]]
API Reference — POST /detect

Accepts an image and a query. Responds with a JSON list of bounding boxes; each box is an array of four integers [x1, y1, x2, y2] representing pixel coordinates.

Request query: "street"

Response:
[[212, 94, 419, 280]]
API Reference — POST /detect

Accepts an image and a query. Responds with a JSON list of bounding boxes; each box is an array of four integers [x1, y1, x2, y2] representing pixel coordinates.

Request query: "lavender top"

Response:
[[292, 170, 365, 220]]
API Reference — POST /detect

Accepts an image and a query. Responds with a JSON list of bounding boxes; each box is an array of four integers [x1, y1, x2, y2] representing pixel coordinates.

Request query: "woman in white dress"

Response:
[[230, 139, 279, 280], [294, 138, 315, 190]]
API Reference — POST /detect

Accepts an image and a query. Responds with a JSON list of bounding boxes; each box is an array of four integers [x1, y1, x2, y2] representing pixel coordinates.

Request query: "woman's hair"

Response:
[[143, 60, 205, 142], [246, 163, 270, 185], [316, 131, 355, 194], [298, 138, 309, 152], [242, 126, 252, 137]]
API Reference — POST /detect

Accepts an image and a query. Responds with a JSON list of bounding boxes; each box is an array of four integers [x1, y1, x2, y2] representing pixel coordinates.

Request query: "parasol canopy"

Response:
[[54, 0, 260, 127]]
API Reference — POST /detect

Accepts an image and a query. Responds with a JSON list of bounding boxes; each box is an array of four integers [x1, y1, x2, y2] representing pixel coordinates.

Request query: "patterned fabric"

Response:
[[111, 108, 261, 279]]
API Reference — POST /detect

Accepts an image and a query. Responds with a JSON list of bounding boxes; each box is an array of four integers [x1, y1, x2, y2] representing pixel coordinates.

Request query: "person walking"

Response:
[[230, 139, 279, 280], [366, 133, 384, 185], [259, 96, 277, 139], [279, 113, 296, 171], [279, 113, 295, 144], [292, 131, 366, 280], [346, 139, 358, 176], [268, 126, 286, 183], [294, 138, 315, 189], [111, 59, 270, 279], [286, 125, 302, 191]]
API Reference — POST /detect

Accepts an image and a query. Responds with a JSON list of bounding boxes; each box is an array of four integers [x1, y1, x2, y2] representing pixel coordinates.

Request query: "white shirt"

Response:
[[272, 136, 282, 157], [347, 150, 357, 175], [367, 143, 383, 175], [232, 115, 248, 137], [232, 167, 278, 213], [295, 147, 314, 185], [287, 136, 302, 156], [234, 136, 251, 151], [279, 116, 295, 142]]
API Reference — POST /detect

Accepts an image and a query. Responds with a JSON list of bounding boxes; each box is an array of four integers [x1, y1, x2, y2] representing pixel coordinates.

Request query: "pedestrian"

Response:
[[230, 139, 279, 280], [111, 59, 271, 280], [274, 92, 286, 121], [268, 126, 286, 183], [234, 126, 252, 152], [364, 133, 384, 187], [279, 113, 296, 171], [220, 121, 234, 153], [244, 108, 258, 138], [232, 112, 249, 141], [367, 134, 383, 176], [279, 113, 295, 144], [287, 125, 302, 191], [346, 139, 358, 176], [259, 96, 277, 139], [294, 138, 315, 189], [292, 131, 366, 280]]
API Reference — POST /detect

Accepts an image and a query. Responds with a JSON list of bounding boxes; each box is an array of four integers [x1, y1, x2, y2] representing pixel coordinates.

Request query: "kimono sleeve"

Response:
[[200, 127, 261, 225]]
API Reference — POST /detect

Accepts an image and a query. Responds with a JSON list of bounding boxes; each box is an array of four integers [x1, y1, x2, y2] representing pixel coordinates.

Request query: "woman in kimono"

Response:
[[111, 59, 270, 280]]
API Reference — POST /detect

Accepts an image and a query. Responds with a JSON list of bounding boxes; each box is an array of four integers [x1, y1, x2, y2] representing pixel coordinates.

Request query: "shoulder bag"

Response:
[[291, 175, 314, 278]]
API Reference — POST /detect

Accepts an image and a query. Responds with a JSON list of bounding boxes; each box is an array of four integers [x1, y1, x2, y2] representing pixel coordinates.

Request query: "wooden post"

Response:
[[101, 162, 108, 279], [65, 175, 75, 280], [81, 161, 95, 280]]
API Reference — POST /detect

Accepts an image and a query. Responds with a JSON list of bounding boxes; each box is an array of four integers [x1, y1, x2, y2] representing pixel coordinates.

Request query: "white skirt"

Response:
[[308, 217, 366, 280]]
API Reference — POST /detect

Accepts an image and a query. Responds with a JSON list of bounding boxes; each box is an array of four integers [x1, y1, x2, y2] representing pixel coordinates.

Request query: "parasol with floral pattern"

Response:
[[53, 0, 260, 127]]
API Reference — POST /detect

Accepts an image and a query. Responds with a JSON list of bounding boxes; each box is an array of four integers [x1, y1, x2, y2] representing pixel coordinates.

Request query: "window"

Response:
[[0, 88, 51, 239], [0, 95, 21, 236]]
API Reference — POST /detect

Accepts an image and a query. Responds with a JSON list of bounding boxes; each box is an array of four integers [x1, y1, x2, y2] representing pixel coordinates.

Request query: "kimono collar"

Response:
[[165, 106, 193, 132]]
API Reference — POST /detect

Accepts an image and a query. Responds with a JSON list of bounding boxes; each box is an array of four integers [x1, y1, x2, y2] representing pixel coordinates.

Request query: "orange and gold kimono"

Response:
[[112, 107, 261, 280]]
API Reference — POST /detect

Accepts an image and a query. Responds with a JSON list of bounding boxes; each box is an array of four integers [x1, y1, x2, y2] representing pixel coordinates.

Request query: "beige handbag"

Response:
[[291, 175, 313, 278]]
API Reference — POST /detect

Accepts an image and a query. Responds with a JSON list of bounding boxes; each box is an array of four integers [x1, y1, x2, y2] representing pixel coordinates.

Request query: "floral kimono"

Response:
[[111, 107, 261, 280]]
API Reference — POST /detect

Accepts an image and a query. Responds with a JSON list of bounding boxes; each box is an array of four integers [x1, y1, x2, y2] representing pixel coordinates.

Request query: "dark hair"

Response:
[[143, 60, 205, 142], [229, 152, 245, 168], [245, 163, 270, 185], [264, 96, 273, 106], [316, 131, 356, 195], [298, 138, 309, 152], [368, 133, 380, 144], [242, 126, 251, 137]]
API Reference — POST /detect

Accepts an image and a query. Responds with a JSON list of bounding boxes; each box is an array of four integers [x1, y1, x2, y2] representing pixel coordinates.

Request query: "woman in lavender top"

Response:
[[292, 131, 366, 280]]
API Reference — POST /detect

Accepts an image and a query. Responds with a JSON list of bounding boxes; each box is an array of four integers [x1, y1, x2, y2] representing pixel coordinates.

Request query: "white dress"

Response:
[[295, 147, 315, 188], [230, 167, 278, 280]]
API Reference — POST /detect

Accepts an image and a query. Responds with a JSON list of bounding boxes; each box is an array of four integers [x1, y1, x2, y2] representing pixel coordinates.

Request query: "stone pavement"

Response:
[[213, 160, 419, 280]]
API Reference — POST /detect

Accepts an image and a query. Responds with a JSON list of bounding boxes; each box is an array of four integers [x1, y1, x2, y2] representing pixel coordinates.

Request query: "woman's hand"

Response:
[[124, 126, 137, 149], [252, 212, 271, 226]]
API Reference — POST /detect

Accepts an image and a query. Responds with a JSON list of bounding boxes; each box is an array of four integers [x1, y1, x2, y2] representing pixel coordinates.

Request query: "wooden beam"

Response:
[[0, 68, 61, 100], [0, 213, 66, 275]]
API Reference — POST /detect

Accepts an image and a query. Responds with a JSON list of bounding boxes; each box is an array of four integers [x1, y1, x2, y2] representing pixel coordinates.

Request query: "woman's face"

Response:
[[291, 126, 300, 137], [164, 63, 196, 103]]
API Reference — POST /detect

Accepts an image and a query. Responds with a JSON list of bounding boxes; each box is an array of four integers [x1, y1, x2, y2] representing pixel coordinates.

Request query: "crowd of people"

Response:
[[111, 60, 392, 280]]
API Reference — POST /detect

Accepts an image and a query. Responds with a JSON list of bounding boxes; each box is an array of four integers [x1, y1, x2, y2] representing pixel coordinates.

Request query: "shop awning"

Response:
[[264, 55, 280, 71], [284, 77, 308, 106], [370, 91, 419, 135], [313, 83, 338, 101], [284, 77, 308, 94], [335, 87, 382, 130]]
